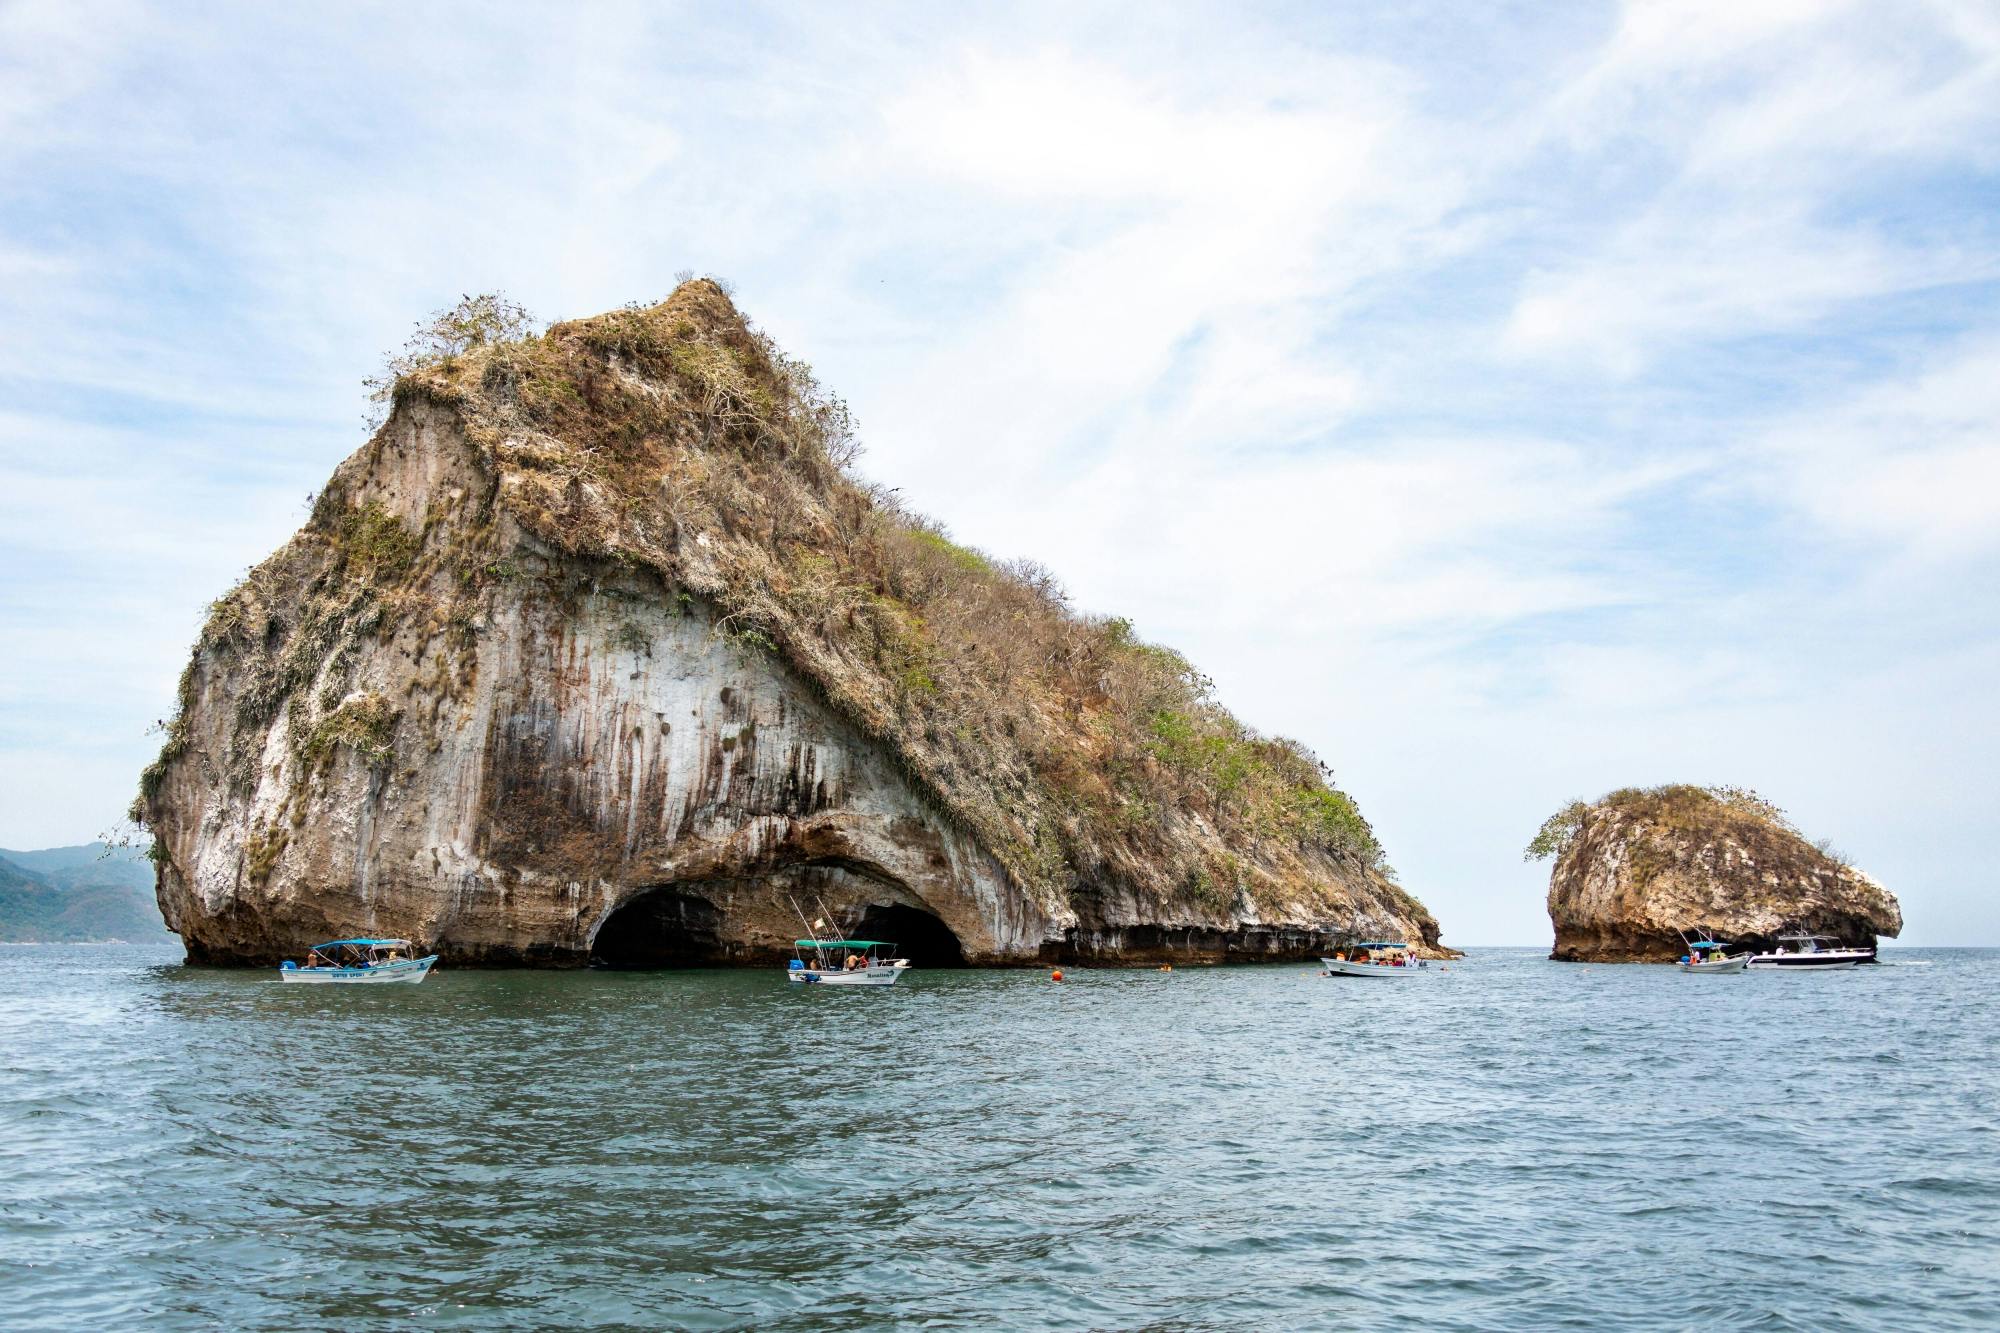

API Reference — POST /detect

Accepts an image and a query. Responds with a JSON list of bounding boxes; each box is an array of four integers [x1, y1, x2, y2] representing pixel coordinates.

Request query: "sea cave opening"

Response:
[[590, 889, 723, 968], [853, 902, 966, 968]]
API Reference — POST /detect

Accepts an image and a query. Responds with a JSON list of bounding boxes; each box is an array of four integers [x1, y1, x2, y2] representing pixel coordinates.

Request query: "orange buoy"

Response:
[[1159, 964, 1172, 973], [1050, 969, 1064, 982]]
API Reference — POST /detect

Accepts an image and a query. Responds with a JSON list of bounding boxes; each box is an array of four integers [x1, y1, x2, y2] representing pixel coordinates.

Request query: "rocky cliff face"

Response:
[[1536, 785, 1901, 961], [136, 282, 1445, 966]]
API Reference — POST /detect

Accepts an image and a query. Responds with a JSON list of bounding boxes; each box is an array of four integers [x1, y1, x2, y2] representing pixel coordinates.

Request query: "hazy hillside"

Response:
[[0, 843, 169, 942]]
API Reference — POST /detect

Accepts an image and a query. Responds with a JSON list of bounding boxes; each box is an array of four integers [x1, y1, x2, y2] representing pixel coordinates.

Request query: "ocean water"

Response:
[[2, 944, 1994, 1330]]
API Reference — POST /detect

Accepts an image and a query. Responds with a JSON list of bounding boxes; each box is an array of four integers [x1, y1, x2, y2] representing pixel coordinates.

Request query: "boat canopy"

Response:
[[1353, 941, 1408, 948], [311, 938, 411, 949], [794, 939, 893, 949]]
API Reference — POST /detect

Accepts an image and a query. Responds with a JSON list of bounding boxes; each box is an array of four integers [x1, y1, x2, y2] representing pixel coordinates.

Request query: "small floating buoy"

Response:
[[1050, 968, 1064, 982], [1159, 964, 1172, 973]]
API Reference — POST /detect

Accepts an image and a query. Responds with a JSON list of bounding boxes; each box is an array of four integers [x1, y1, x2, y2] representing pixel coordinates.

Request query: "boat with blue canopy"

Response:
[[279, 938, 437, 984], [1321, 940, 1431, 978], [1676, 930, 1746, 973], [787, 938, 909, 986]]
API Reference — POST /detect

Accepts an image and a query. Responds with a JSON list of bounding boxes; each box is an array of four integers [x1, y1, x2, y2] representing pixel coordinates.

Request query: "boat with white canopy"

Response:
[[279, 938, 437, 984], [1321, 941, 1431, 978], [1744, 933, 1875, 970]]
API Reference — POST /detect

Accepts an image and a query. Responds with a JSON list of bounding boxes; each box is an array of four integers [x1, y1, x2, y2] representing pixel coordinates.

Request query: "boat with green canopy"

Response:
[[787, 937, 909, 986], [278, 938, 437, 984]]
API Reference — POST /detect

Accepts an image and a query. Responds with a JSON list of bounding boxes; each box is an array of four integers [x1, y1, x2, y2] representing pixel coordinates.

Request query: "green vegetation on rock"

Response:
[[1527, 785, 1803, 862]]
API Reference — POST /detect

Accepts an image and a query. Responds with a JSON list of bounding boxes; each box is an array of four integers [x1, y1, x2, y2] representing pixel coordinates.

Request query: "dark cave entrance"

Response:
[[590, 889, 723, 968], [853, 903, 966, 968]]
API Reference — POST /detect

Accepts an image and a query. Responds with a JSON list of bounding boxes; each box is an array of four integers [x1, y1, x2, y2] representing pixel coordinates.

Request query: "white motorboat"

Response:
[[279, 938, 437, 984], [786, 938, 909, 986], [1321, 940, 1432, 978], [1676, 931, 1746, 973], [1744, 933, 1876, 970]]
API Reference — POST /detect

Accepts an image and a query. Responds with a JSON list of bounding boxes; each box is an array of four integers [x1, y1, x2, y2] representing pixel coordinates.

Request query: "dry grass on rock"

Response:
[[140, 281, 1429, 936]]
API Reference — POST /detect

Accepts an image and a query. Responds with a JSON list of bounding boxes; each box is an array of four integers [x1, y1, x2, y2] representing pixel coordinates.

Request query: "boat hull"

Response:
[[1744, 955, 1863, 970], [1321, 958, 1430, 978], [787, 966, 903, 986], [279, 956, 437, 984]]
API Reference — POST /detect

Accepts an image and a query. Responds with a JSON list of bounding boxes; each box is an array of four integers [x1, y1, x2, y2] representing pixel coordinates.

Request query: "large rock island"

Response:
[[133, 282, 1445, 967], [1531, 784, 1900, 961]]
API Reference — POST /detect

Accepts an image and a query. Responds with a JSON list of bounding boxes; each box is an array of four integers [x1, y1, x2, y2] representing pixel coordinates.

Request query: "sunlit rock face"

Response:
[[143, 411, 1044, 965], [138, 286, 1446, 966], [1544, 788, 1901, 962]]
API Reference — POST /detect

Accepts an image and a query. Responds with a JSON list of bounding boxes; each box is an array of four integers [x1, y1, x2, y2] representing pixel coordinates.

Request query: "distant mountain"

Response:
[[0, 843, 171, 942]]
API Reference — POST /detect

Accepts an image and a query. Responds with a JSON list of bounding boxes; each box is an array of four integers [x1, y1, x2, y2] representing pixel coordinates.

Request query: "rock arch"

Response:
[[853, 901, 966, 968], [589, 887, 724, 968]]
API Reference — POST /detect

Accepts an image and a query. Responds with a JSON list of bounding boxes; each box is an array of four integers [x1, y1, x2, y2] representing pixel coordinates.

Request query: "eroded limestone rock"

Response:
[[138, 287, 1445, 966], [1538, 786, 1901, 962]]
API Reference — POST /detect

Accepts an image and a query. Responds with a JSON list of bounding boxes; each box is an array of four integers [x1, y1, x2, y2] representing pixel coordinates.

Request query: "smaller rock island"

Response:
[[1530, 784, 1901, 962]]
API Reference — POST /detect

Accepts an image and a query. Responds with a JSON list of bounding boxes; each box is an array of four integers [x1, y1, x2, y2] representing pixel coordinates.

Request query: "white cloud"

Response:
[[1, 0, 1996, 944], [1757, 336, 2000, 561], [1501, 211, 1931, 371], [1502, 0, 2000, 371]]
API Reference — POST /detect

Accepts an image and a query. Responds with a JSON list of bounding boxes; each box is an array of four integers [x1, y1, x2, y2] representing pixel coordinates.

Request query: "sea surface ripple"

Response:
[[1, 945, 1994, 1330]]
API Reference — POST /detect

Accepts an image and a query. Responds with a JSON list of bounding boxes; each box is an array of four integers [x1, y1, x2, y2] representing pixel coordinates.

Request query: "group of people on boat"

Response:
[[1329, 948, 1412, 966], [280, 937, 437, 984]]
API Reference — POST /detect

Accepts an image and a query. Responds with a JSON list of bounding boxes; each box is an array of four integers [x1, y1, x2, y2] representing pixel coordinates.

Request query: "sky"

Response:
[[1, 0, 1995, 945]]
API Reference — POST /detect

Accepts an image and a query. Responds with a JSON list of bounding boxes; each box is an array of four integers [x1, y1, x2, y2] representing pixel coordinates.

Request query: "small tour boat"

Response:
[[279, 938, 437, 984], [786, 938, 910, 986], [1744, 933, 1876, 971], [1676, 931, 1746, 973], [1321, 941, 1431, 978]]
